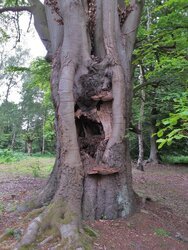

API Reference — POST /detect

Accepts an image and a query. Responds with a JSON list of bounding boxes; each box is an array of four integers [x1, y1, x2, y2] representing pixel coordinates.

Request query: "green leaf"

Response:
[[167, 139, 172, 146], [157, 130, 164, 137], [157, 139, 167, 149], [167, 129, 181, 138]]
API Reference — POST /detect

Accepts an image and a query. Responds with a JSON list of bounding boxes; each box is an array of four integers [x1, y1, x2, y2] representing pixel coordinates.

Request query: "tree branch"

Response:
[[122, 0, 144, 61], [0, 6, 33, 14]]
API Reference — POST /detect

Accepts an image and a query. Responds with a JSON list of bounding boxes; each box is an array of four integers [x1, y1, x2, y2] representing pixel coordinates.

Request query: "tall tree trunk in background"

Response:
[[41, 114, 45, 154], [26, 139, 33, 156], [137, 65, 145, 171], [11, 128, 16, 150], [9, 0, 144, 249], [147, 107, 160, 164], [146, 4, 160, 164]]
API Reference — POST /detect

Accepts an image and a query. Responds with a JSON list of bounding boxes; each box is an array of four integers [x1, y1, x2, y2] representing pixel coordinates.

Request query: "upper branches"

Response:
[[0, 6, 33, 14], [0, 0, 52, 59]]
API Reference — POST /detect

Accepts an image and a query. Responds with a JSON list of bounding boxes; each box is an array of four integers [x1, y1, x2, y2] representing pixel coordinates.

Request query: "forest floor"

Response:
[[0, 161, 188, 250]]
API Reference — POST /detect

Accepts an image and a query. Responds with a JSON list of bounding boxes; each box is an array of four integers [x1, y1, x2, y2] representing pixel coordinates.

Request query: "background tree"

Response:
[[20, 58, 54, 154], [131, 0, 188, 163], [0, 46, 29, 102], [0, 56, 55, 154], [0, 101, 22, 149]]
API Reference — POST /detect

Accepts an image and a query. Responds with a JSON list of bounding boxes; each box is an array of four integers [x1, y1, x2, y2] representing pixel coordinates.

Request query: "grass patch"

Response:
[[154, 228, 170, 237], [32, 152, 55, 158], [162, 155, 188, 164], [0, 156, 54, 178]]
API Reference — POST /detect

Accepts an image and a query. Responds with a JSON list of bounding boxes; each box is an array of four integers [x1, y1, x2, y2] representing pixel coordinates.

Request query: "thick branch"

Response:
[[0, 6, 33, 14], [122, 0, 144, 62], [102, 0, 126, 151], [29, 0, 52, 58], [45, 3, 64, 54]]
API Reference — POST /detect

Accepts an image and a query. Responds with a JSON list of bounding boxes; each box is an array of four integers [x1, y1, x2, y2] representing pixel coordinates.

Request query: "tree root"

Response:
[[14, 204, 93, 250], [14, 215, 42, 250], [38, 235, 54, 247]]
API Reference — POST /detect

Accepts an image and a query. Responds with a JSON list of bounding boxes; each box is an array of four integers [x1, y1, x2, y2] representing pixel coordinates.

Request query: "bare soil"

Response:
[[0, 162, 188, 250]]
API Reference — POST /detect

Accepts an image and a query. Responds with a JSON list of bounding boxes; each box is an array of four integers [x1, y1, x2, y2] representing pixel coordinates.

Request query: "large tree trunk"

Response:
[[14, 0, 144, 249]]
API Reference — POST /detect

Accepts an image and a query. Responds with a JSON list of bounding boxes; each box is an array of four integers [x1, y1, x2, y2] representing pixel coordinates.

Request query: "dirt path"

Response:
[[0, 163, 187, 250]]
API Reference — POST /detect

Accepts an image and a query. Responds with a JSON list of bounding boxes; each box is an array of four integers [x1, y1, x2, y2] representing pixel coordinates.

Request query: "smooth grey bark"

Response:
[[28, 0, 52, 59], [45, 2, 64, 54]]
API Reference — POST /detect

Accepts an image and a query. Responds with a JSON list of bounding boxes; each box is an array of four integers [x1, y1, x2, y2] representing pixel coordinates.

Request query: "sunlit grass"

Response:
[[0, 156, 54, 178]]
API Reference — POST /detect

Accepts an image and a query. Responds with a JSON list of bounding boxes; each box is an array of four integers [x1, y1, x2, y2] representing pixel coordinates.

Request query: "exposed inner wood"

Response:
[[87, 165, 120, 175]]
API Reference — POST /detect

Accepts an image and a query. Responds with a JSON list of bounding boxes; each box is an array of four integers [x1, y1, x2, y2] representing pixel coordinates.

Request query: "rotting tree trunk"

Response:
[[10, 0, 144, 249]]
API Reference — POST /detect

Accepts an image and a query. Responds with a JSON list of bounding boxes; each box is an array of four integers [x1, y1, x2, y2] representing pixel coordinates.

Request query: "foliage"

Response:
[[19, 58, 54, 153], [0, 149, 26, 163], [156, 92, 188, 149], [161, 155, 188, 164], [0, 56, 55, 153], [0, 46, 29, 102], [131, 0, 188, 159]]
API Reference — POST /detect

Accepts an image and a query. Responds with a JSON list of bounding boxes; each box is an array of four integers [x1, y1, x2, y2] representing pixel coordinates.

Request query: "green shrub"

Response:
[[0, 149, 15, 163], [31, 161, 41, 177], [0, 150, 26, 163], [162, 155, 188, 164]]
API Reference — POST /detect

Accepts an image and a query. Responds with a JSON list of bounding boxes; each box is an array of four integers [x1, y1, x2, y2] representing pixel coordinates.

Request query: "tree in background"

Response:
[[0, 57, 55, 154], [0, 46, 29, 102], [1, 0, 144, 248], [0, 101, 22, 149], [132, 0, 188, 163], [20, 58, 55, 154]]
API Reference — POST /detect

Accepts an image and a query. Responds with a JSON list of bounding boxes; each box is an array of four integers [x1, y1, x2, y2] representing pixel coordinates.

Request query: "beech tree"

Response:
[[1, 0, 144, 249]]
